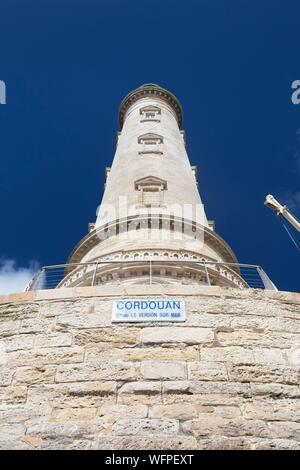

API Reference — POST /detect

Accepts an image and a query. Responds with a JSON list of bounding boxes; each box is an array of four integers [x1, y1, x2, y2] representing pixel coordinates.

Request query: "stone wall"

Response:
[[0, 285, 299, 450]]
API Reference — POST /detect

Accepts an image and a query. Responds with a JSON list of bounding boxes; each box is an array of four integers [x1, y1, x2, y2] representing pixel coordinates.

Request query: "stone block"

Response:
[[182, 418, 269, 438], [149, 404, 197, 420], [49, 407, 97, 422], [73, 327, 140, 346], [26, 381, 116, 409], [141, 361, 186, 380], [96, 435, 197, 450], [13, 366, 57, 385], [4, 334, 35, 352], [241, 400, 300, 422], [141, 327, 214, 344], [0, 368, 13, 386], [188, 361, 228, 381], [217, 330, 298, 348], [34, 333, 73, 348], [227, 363, 300, 384], [0, 386, 27, 405], [112, 418, 179, 436], [201, 346, 254, 363], [121, 346, 199, 362], [56, 361, 139, 382], [117, 381, 162, 405], [252, 348, 286, 364], [8, 346, 84, 367]]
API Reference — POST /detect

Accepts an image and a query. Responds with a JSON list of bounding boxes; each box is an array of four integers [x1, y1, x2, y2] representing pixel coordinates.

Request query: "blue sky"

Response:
[[0, 0, 299, 293]]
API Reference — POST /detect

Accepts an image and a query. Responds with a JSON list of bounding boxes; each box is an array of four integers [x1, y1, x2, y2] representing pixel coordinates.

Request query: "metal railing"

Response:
[[25, 260, 277, 291]]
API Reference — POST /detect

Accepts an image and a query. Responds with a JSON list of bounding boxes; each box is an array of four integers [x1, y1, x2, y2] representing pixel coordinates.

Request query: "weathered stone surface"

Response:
[[98, 404, 148, 420], [0, 287, 300, 450], [8, 346, 84, 367], [35, 333, 73, 348], [188, 361, 228, 381], [227, 363, 300, 384], [112, 418, 179, 435], [198, 436, 252, 450], [0, 368, 13, 386], [267, 421, 300, 439], [26, 381, 116, 408], [182, 418, 269, 438], [141, 361, 186, 380], [21, 435, 43, 449], [149, 404, 197, 420], [4, 334, 35, 352], [57, 312, 111, 329], [201, 346, 254, 363], [0, 423, 27, 450], [196, 405, 241, 418], [121, 345, 199, 362], [0, 386, 27, 405], [118, 381, 161, 395], [141, 327, 214, 344], [96, 435, 197, 450], [56, 361, 139, 382], [163, 381, 252, 405], [0, 403, 52, 424], [0, 320, 21, 338], [26, 421, 99, 441], [250, 438, 300, 450], [241, 400, 300, 422], [118, 381, 162, 405], [217, 330, 300, 348], [49, 407, 97, 422], [39, 299, 95, 317], [13, 366, 56, 385], [250, 383, 300, 398], [74, 327, 140, 345], [0, 302, 38, 320], [19, 318, 56, 334], [252, 348, 286, 364]]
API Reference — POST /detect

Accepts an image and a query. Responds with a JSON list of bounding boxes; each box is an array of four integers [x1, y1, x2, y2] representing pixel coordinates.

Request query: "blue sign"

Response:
[[112, 299, 185, 322]]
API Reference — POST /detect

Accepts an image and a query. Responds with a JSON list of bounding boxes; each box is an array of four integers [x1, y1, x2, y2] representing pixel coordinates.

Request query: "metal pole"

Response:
[[29, 267, 46, 291], [257, 266, 278, 291], [149, 260, 152, 285], [203, 262, 211, 286], [92, 263, 98, 286]]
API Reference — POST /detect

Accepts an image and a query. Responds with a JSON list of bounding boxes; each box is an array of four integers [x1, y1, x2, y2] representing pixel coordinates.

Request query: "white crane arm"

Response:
[[265, 194, 300, 233]]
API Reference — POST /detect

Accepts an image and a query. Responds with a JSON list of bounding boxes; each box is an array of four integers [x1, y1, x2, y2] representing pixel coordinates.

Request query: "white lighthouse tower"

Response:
[[63, 84, 244, 288]]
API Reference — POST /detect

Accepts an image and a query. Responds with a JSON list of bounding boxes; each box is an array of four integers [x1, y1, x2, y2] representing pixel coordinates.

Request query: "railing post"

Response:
[[257, 266, 278, 291], [203, 262, 211, 286], [28, 267, 46, 291], [92, 263, 98, 286]]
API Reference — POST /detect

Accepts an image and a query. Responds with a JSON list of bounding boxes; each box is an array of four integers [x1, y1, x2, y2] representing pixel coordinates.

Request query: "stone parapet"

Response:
[[0, 286, 299, 450]]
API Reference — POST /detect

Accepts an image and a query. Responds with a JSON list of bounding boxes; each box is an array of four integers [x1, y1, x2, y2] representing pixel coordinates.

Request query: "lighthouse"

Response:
[[2, 84, 299, 451], [62, 84, 246, 288]]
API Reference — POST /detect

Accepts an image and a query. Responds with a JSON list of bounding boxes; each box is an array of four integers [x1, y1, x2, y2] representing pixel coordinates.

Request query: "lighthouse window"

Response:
[[134, 176, 167, 208], [140, 105, 161, 122], [138, 133, 163, 155]]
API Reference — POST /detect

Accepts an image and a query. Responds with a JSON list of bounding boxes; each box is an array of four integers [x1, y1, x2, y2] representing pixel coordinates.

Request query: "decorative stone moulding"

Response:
[[118, 83, 183, 129], [67, 214, 238, 267], [60, 249, 246, 289]]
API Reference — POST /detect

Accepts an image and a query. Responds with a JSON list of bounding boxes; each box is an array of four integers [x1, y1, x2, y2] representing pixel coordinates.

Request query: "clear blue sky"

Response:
[[0, 0, 299, 292]]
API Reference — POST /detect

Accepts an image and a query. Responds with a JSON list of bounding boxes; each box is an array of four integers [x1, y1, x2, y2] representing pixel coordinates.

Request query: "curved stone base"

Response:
[[0, 285, 299, 450]]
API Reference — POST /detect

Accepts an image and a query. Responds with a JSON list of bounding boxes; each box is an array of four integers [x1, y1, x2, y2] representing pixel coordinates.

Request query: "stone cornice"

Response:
[[66, 214, 239, 266], [118, 84, 183, 129]]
